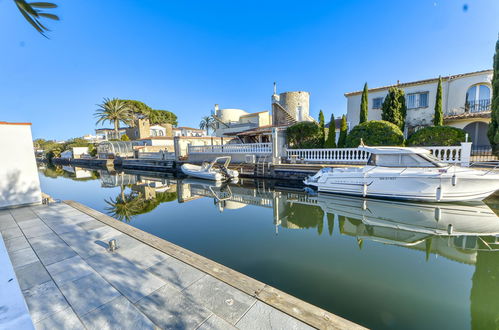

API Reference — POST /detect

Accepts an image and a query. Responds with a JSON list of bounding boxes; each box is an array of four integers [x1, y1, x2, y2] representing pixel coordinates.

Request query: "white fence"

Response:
[[188, 143, 272, 154], [286, 148, 370, 163], [286, 142, 472, 166], [137, 151, 175, 161], [426, 146, 463, 164]]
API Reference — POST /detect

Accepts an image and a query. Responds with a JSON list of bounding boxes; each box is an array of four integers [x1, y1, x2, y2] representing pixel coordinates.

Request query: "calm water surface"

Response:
[[38, 164, 499, 330]]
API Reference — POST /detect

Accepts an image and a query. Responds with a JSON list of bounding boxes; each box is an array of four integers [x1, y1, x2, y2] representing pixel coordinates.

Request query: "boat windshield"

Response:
[[367, 153, 445, 168]]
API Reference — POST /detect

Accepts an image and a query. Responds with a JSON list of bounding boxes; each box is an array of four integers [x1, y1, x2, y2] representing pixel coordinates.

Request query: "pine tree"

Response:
[[381, 87, 407, 131], [488, 36, 499, 150], [434, 77, 443, 126], [360, 82, 369, 124], [318, 110, 325, 146], [325, 114, 337, 148], [337, 115, 348, 148]]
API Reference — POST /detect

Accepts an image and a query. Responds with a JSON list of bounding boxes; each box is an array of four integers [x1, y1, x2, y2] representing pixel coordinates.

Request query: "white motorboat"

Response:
[[181, 156, 239, 181], [304, 146, 499, 202]]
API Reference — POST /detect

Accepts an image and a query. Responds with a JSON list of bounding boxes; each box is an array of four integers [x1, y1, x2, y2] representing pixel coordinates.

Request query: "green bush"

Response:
[[345, 120, 404, 147], [286, 122, 323, 148], [407, 126, 468, 146]]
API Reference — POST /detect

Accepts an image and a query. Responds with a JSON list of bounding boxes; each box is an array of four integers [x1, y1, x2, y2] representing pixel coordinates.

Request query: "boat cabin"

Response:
[[360, 146, 446, 168]]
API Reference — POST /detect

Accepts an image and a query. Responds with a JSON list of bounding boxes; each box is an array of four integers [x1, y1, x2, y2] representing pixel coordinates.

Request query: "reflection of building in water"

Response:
[[62, 166, 94, 179], [99, 171, 137, 187], [131, 176, 177, 200]]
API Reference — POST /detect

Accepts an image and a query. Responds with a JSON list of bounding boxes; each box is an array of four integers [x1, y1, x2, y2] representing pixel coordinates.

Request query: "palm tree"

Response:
[[199, 116, 215, 135], [95, 98, 132, 139], [14, 1, 59, 37]]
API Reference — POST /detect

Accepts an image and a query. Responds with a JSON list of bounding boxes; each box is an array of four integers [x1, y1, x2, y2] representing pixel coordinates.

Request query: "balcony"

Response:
[[465, 99, 491, 113]]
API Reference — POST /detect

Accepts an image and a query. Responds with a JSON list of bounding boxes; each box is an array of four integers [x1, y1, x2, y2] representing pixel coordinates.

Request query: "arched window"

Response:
[[466, 84, 491, 113]]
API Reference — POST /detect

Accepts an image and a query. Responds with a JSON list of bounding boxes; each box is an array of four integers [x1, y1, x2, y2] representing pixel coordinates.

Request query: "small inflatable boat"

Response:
[[181, 156, 239, 181]]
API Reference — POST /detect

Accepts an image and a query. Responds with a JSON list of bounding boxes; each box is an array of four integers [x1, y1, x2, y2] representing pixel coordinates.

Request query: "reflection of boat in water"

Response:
[[314, 194, 499, 238], [181, 156, 239, 181], [304, 146, 499, 202]]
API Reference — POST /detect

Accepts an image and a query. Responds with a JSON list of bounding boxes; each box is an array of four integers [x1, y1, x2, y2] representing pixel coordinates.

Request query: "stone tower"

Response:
[[271, 86, 312, 126]]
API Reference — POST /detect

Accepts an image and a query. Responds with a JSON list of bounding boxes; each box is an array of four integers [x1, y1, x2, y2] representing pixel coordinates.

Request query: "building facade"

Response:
[[173, 127, 207, 137], [211, 85, 315, 138], [212, 104, 272, 137], [345, 70, 493, 146]]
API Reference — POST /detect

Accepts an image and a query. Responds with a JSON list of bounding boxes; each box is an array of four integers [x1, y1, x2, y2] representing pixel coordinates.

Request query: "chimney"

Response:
[[214, 104, 219, 112]]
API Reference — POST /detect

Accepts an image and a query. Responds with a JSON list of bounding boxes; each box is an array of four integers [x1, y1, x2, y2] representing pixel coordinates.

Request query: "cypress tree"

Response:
[[381, 87, 407, 131], [488, 36, 499, 150], [337, 115, 348, 148], [434, 76, 443, 126], [360, 82, 369, 124], [318, 110, 325, 146], [325, 114, 337, 148]]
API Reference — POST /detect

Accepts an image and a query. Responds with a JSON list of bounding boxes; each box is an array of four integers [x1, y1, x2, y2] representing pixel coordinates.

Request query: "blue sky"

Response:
[[1, 0, 498, 140]]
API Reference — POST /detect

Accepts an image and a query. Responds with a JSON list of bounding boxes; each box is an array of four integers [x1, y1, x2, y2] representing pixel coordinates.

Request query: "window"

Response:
[[466, 84, 491, 112], [370, 153, 437, 167], [372, 97, 384, 109], [407, 92, 429, 109]]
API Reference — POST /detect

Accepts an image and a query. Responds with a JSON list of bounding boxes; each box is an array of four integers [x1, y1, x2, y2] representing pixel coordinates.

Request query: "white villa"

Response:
[[345, 69, 493, 146], [212, 104, 272, 138], [211, 86, 316, 142]]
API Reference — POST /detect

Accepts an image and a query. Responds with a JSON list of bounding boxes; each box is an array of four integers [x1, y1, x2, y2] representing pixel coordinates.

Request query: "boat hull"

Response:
[[181, 164, 223, 181], [305, 167, 499, 202]]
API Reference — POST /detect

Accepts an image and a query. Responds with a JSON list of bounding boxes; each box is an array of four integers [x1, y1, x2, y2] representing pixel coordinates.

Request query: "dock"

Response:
[[0, 200, 364, 329]]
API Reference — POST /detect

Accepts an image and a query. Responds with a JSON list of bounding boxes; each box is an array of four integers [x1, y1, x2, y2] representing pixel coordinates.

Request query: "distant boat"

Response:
[[181, 156, 239, 181], [304, 145, 499, 202]]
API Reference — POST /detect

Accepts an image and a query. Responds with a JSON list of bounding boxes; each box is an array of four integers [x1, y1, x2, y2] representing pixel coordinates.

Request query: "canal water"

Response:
[[38, 164, 499, 330]]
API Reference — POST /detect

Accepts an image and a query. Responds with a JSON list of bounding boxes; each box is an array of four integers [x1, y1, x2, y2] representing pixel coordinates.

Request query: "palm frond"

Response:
[[14, 0, 59, 37], [29, 2, 57, 8]]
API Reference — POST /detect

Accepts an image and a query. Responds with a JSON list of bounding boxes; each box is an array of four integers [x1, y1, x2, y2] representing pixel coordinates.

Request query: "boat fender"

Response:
[[363, 183, 367, 197], [447, 224, 453, 235], [362, 200, 367, 211], [434, 207, 441, 222], [436, 186, 443, 202], [451, 175, 457, 186]]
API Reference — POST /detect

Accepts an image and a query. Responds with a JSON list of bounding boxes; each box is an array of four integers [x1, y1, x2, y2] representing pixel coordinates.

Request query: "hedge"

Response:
[[286, 122, 323, 148], [345, 120, 404, 147], [406, 126, 468, 146]]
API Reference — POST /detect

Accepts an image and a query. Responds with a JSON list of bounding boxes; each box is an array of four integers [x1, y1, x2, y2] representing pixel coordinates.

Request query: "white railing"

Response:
[[137, 151, 175, 160], [188, 143, 272, 154], [426, 146, 463, 164], [286, 148, 371, 163], [285, 142, 472, 166]]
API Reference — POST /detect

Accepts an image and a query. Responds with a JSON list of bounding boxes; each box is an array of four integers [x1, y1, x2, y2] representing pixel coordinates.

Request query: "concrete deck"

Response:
[[0, 202, 364, 330]]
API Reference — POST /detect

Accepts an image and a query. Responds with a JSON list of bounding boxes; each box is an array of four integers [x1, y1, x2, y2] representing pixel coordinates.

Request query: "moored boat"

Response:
[[181, 156, 239, 181], [304, 146, 499, 202]]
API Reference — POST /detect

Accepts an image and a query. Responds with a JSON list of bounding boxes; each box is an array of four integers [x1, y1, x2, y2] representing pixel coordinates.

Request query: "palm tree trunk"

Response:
[[114, 120, 120, 139]]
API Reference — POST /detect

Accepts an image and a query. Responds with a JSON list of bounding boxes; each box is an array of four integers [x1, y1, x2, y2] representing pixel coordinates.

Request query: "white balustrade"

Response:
[[426, 146, 463, 164], [286, 148, 371, 163], [188, 143, 272, 154], [286, 144, 471, 166]]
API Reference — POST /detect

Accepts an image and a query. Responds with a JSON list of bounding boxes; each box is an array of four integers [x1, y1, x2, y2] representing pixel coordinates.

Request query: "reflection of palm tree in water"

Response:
[[470, 237, 499, 329], [105, 184, 177, 222]]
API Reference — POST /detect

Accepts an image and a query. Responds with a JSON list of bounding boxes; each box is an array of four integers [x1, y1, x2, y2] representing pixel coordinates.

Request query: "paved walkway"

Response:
[[0, 202, 318, 329]]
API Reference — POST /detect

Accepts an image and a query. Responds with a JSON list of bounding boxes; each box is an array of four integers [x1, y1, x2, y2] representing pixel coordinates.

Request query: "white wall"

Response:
[[0, 123, 42, 208]]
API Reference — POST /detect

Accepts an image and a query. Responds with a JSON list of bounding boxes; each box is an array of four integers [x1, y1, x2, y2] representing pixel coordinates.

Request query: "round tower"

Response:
[[272, 91, 310, 125]]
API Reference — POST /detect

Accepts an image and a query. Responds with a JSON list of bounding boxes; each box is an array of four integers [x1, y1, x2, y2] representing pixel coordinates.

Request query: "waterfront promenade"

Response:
[[0, 201, 363, 329]]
